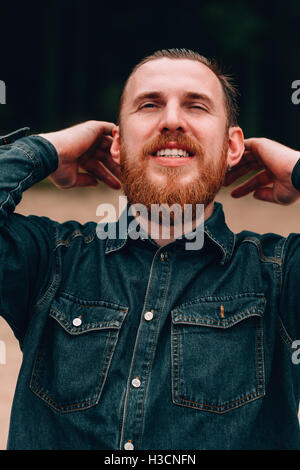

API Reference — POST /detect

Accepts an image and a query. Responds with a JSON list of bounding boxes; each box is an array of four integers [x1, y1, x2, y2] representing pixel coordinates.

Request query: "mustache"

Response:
[[141, 133, 205, 158]]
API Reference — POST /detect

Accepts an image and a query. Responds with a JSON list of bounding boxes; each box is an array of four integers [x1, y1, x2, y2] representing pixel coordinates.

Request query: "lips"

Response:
[[151, 142, 194, 158]]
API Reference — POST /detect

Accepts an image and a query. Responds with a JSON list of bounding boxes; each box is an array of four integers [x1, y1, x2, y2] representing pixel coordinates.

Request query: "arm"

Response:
[[0, 121, 121, 345], [0, 129, 59, 344]]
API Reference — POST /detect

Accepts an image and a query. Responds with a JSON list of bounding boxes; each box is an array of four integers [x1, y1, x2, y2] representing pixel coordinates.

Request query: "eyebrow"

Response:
[[132, 91, 216, 109]]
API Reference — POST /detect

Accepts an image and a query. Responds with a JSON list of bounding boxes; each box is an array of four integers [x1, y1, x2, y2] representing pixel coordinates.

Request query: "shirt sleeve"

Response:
[[277, 159, 300, 345], [0, 128, 59, 347]]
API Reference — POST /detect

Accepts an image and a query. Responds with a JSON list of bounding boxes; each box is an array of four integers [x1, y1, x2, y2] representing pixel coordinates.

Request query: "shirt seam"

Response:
[[0, 145, 40, 214]]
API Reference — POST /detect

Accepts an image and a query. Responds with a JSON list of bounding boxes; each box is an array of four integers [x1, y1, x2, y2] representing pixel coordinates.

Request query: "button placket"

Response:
[[131, 377, 141, 388], [124, 440, 134, 450], [144, 310, 154, 321], [120, 249, 170, 450]]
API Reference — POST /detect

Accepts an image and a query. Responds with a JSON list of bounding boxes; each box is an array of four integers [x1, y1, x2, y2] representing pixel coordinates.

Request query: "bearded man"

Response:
[[1, 49, 300, 450]]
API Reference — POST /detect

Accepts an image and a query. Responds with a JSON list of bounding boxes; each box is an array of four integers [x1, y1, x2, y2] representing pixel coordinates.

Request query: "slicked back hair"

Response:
[[117, 48, 239, 129]]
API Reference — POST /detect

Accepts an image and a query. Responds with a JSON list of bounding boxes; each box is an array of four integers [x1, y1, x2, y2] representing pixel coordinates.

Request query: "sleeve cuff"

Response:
[[10, 135, 59, 182]]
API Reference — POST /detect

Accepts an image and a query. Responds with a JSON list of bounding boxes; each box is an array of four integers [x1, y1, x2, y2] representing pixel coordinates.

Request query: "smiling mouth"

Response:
[[152, 148, 194, 158]]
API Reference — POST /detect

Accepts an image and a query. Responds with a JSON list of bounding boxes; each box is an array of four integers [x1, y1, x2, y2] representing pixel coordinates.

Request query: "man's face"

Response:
[[112, 58, 232, 214]]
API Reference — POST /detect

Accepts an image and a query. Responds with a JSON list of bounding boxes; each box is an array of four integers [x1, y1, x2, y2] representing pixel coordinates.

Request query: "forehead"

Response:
[[124, 58, 224, 105]]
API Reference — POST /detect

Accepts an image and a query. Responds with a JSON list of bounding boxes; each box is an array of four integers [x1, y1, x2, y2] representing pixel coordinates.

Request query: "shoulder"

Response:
[[234, 229, 287, 263], [53, 219, 98, 248]]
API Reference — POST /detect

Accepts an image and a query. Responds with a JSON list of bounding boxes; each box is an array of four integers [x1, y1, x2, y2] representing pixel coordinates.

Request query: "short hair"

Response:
[[117, 48, 239, 128]]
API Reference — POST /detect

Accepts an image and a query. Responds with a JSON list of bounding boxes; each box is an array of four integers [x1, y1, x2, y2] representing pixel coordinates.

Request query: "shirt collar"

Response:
[[104, 201, 235, 265]]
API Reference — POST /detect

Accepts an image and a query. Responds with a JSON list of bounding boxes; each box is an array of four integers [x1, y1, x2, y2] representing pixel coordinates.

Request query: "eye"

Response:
[[190, 104, 206, 110], [141, 102, 157, 109]]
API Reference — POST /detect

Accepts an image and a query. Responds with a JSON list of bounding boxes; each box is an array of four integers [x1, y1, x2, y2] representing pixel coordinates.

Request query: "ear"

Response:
[[110, 125, 121, 164], [226, 126, 245, 168]]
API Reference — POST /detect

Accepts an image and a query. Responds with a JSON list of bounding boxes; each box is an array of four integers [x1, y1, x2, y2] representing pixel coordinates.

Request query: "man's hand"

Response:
[[224, 137, 300, 204], [40, 120, 122, 190]]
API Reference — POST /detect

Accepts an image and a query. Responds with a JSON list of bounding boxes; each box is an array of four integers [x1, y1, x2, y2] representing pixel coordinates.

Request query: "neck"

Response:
[[136, 201, 215, 247]]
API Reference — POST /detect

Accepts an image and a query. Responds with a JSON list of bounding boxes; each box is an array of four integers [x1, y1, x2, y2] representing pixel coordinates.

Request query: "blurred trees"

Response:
[[0, 0, 299, 147]]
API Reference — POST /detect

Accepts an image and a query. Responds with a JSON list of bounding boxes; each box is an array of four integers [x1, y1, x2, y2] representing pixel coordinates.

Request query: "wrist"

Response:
[[38, 132, 66, 162]]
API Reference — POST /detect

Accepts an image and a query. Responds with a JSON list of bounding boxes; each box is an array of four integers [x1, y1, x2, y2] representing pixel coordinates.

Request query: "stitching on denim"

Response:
[[173, 310, 263, 329], [30, 328, 120, 413], [35, 224, 59, 308], [11, 144, 39, 165], [56, 291, 128, 311], [30, 385, 99, 412], [278, 237, 287, 293], [276, 236, 296, 352], [137, 260, 170, 449], [173, 315, 265, 413], [259, 315, 265, 394], [240, 237, 282, 264], [55, 229, 96, 249], [49, 308, 123, 333], [277, 314, 294, 351], [204, 227, 227, 261], [174, 392, 265, 414], [105, 239, 127, 254], [174, 292, 266, 310], [0, 143, 41, 211], [0, 170, 35, 213], [96, 330, 114, 403]]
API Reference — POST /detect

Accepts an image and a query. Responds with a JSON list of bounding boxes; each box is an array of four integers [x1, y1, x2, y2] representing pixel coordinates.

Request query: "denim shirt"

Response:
[[0, 128, 300, 450]]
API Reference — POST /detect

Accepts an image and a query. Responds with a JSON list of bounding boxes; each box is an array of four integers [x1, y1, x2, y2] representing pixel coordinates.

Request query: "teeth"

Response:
[[156, 148, 190, 157]]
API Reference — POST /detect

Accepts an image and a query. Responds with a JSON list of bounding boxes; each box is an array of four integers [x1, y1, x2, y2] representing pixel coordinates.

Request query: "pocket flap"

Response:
[[49, 294, 128, 334], [172, 294, 265, 328]]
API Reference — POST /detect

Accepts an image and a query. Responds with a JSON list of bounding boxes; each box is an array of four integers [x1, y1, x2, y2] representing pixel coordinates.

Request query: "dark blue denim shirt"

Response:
[[0, 128, 300, 450]]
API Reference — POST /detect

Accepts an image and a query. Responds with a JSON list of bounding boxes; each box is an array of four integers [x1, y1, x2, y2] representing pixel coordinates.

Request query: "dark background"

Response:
[[0, 0, 299, 148]]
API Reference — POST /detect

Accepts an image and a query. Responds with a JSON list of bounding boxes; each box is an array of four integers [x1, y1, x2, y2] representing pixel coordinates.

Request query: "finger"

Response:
[[80, 159, 122, 190], [244, 138, 261, 151], [98, 122, 115, 136], [83, 122, 115, 152], [73, 172, 98, 188], [234, 149, 262, 168], [224, 163, 263, 186], [253, 187, 275, 203], [224, 156, 263, 186], [90, 149, 122, 181], [79, 135, 113, 163], [96, 134, 113, 152], [230, 170, 273, 198]]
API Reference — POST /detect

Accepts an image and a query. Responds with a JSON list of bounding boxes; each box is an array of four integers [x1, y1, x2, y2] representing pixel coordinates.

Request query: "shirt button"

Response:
[[144, 311, 154, 321], [124, 441, 134, 450], [160, 251, 168, 262], [72, 317, 82, 327], [131, 377, 141, 388]]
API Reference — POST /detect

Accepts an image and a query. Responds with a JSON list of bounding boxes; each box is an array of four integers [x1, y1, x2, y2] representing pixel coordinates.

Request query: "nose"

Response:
[[158, 100, 187, 134]]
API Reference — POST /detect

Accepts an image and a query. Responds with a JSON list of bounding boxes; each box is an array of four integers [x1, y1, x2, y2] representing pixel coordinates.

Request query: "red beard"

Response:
[[119, 132, 228, 219]]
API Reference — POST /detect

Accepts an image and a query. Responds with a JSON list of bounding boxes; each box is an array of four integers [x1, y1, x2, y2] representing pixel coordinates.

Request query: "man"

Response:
[[0, 48, 300, 450]]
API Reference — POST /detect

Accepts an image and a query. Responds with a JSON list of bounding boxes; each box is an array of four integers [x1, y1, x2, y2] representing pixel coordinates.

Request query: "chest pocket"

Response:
[[171, 294, 265, 414], [30, 294, 128, 413]]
